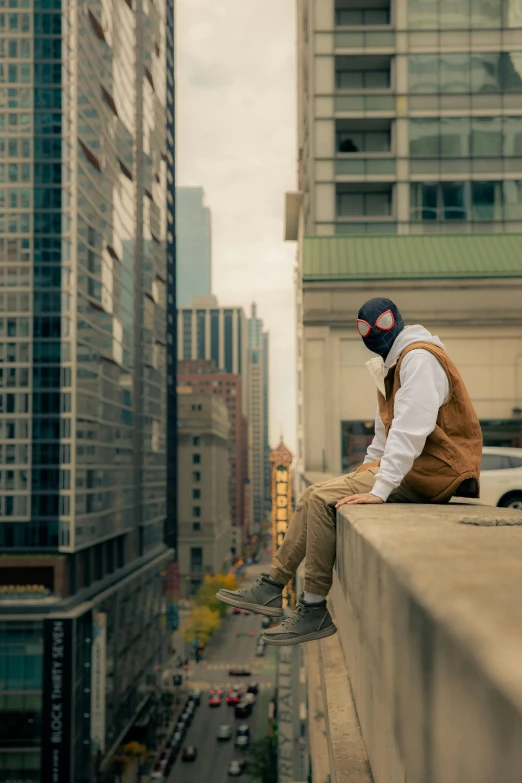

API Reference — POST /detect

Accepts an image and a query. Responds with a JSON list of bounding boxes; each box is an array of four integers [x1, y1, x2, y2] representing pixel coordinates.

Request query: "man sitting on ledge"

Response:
[[217, 297, 483, 646]]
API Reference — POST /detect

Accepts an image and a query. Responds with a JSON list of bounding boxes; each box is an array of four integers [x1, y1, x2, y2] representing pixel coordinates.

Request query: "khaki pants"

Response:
[[269, 467, 428, 597]]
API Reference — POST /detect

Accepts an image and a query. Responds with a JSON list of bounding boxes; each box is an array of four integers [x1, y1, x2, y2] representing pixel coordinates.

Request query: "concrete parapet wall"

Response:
[[332, 504, 522, 783]]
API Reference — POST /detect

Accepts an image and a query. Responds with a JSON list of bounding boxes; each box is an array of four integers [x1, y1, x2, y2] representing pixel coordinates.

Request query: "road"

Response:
[[167, 561, 277, 783]]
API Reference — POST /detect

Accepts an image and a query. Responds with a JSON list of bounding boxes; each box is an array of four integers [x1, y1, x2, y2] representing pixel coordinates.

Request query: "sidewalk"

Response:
[[138, 691, 188, 783]]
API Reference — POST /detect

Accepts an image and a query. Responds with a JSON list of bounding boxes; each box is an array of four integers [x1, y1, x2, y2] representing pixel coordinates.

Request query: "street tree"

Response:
[[247, 735, 278, 783], [181, 605, 220, 647], [195, 573, 238, 617]]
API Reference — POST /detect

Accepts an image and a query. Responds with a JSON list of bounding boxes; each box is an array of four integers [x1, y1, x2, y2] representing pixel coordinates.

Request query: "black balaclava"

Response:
[[357, 297, 404, 360]]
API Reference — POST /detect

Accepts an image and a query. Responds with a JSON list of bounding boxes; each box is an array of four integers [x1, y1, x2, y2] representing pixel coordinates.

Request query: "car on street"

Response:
[[247, 682, 259, 694], [236, 724, 250, 736], [229, 667, 251, 676], [261, 616, 272, 629], [243, 693, 256, 705], [182, 746, 197, 762], [235, 701, 253, 718], [209, 695, 222, 707], [226, 690, 241, 706], [235, 734, 250, 749], [176, 717, 188, 734], [228, 760, 247, 777], [167, 733, 181, 750], [478, 447, 522, 508], [171, 730, 183, 744], [188, 689, 202, 705], [210, 685, 224, 696], [217, 724, 233, 741]]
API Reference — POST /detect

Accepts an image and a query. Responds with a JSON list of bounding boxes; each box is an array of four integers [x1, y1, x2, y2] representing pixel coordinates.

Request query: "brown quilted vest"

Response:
[[374, 342, 482, 502]]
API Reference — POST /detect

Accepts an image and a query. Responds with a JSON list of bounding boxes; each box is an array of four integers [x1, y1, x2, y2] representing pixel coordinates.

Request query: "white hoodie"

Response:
[[363, 325, 450, 502]]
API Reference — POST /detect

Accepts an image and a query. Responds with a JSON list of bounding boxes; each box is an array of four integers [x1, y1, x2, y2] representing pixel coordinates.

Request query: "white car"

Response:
[[478, 447, 522, 509]]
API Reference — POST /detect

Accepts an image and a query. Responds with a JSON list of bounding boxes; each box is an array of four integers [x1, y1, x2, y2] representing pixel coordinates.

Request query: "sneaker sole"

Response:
[[215, 590, 284, 618], [261, 624, 337, 646]]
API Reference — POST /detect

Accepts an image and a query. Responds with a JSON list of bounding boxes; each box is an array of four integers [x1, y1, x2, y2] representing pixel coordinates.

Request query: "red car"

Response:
[[182, 746, 197, 762], [209, 695, 222, 707]]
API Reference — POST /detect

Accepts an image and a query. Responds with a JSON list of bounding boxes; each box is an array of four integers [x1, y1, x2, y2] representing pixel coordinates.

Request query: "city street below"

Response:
[[167, 561, 276, 783]]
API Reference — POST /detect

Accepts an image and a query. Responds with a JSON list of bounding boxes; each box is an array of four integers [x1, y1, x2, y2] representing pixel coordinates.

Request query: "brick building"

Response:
[[178, 360, 249, 554]]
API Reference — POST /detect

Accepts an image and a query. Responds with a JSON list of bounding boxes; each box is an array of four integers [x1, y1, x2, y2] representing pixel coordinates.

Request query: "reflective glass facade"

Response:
[[0, 0, 174, 774], [0, 0, 167, 550], [299, 0, 522, 235], [177, 305, 247, 411]]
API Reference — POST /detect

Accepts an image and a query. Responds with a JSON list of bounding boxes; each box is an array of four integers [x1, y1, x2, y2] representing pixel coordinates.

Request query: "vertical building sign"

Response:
[[42, 618, 73, 783], [270, 441, 294, 608], [277, 646, 301, 783], [91, 612, 107, 753]]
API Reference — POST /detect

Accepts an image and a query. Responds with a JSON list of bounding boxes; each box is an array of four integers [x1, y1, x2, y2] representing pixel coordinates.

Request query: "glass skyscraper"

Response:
[[177, 299, 247, 412], [247, 304, 270, 531], [0, 0, 175, 776], [175, 187, 211, 307]]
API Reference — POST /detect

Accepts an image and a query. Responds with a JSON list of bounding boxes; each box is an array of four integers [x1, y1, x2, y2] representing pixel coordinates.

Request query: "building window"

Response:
[[192, 436, 200, 446], [182, 310, 192, 360], [193, 522, 201, 532], [336, 7, 390, 25], [224, 309, 233, 373], [192, 471, 201, 482], [337, 128, 390, 153], [336, 68, 390, 90], [409, 53, 522, 94], [190, 546, 203, 572], [341, 420, 376, 473], [410, 181, 509, 222], [192, 454, 201, 464], [337, 189, 392, 217], [409, 0, 503, 31], [210, 309, 220, 365], [196, 309, 206, 359], [192, 506, 201, 518], [409, 116, 513, 159], [192, 488, 201, 499]]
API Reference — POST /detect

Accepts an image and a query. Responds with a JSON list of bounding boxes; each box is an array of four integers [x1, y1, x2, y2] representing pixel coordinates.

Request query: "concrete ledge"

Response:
[[305, 641, 331, 783], [319, 633, 373, 783], [332, 503, 522, 783]]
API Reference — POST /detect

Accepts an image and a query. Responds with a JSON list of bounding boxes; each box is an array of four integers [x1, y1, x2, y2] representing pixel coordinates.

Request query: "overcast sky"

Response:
[[176, 0, 298, 452]]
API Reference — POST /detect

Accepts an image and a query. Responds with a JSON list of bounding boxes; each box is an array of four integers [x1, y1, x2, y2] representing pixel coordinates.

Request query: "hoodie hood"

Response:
[[365, 325, 445, 397], [384, 325, 445, 372]]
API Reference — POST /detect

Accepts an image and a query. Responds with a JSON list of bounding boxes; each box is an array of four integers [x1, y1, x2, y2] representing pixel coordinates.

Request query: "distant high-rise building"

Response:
[[176, 188, 212, 307], [247, 304, 270, 532], [177, 393, 232, 597], [177, 360, 249, 555], [0, 0, 174, 776], [177, 297, 248, 413]]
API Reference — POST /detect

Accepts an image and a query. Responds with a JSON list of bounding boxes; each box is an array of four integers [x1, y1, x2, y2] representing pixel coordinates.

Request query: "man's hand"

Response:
[[335, 493, 384, 508]]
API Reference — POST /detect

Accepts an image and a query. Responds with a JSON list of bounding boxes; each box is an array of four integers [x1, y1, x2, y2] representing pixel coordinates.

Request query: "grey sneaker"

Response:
[[262, 599, 336, 646], [216, 573, 284, 617]]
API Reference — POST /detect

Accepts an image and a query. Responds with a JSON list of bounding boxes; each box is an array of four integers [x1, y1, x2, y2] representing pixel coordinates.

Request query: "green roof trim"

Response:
[[303, 234, 522, 281]]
